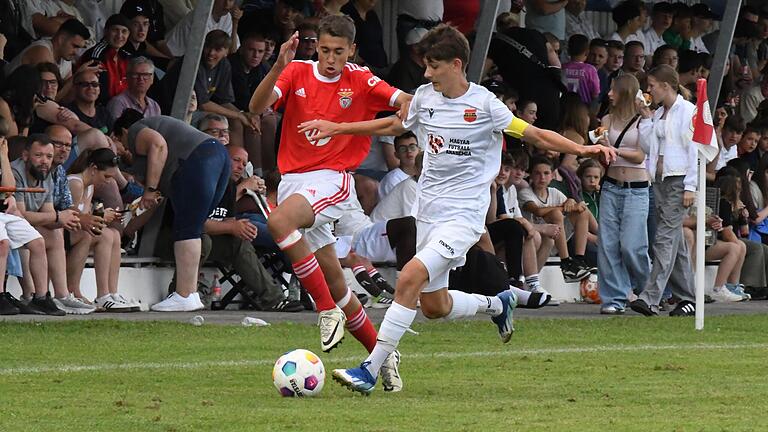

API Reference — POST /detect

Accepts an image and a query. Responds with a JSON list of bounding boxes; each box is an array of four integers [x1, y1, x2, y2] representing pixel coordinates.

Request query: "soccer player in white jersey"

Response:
[[299, 25, 616, 394]]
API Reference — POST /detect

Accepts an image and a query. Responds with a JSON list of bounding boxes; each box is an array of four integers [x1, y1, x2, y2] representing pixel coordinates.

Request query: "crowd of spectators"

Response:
[[0, 0, 766, 317]]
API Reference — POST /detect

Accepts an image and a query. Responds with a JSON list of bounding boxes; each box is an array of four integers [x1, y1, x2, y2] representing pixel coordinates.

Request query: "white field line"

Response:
[[1, 342, 766, 376]]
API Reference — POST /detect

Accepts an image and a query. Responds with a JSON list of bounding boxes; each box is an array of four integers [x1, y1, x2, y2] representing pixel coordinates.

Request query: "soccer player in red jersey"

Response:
[[249, 15, 410, 392]]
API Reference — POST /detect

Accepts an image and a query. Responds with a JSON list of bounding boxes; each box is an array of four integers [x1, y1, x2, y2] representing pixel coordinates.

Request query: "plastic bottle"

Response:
[[210, 272, 223, 310]]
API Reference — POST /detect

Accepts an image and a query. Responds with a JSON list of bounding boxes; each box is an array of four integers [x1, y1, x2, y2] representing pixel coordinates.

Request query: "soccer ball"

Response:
[[272, 349, 325, 397]]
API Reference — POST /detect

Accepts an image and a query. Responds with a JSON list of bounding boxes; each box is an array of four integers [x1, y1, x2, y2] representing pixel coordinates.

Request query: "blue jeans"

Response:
[[597, 181, 651, 308], [170, 139, 231, 241]]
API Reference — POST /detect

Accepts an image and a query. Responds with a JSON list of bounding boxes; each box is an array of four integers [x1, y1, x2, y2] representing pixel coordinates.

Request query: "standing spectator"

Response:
[[229, 33, 277, 172], [644, 2, 674, 56], [631, 65, 698, 317], [342, 0, 387, 73], [609, 0, 646, 46], [524, 0, 568, 41], [565, 0, 599, 41], [562, 34, 600, 106], [690, 3, 716, 54], [12, 134, 94, 314], [162, 0, 241, 57], [387, 27, 427, 95], [107, 56, 161, 120], [67, 70, 114, 133], [120, 0, 165, 43], [587, 39, 608, 72], [378, 132, 418, 200], [295, 21, 318, 61], [79, 14, 132, 104], [598, 40, 624, 102], [652, 44, 678, 69], [395, 0, 442, 57], [595, 74, 650, 314]]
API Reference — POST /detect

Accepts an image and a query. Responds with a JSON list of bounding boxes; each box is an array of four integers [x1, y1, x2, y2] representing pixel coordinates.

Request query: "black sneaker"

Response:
[[561, 258, 590, 283], [629, 299, 658, 316], [268, 298, 304, 313], [0, 292, 19, 315], [5, 292, 42, 315], [669, 300, 695, 317], [573, 256, 597, 273], [29, 293, 66, 316]]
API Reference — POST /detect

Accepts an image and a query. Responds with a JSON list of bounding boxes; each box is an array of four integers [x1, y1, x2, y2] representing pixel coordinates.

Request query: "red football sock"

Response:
[[346, 306, 378, 353], [292, 254, 336, 311]]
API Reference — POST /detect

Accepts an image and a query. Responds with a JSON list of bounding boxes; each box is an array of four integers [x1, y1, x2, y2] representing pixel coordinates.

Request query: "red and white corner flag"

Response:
[[692, 78, 719, 162]]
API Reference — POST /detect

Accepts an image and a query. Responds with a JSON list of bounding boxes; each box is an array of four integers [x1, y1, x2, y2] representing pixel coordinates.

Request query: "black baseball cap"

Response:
[[121, 2, 151, 20], [691, 3, 717, 20], [652, 2, 674, 14]]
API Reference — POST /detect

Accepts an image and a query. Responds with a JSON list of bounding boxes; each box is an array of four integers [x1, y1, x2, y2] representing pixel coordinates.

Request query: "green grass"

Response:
[[1, 315, 768, 432]]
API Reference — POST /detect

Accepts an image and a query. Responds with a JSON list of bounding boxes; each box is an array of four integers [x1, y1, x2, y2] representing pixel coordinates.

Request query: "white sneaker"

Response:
[[94, 294, 134, 312], [707, 286, 745, 303], [318, 306, 346, 352], [54, 294, 96, 315], [111, 293, 141, 312], [380, 350, 403, 392], [150, 292, 205, 312]]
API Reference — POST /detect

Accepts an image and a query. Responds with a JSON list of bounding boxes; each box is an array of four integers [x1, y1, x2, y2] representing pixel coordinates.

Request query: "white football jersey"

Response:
[[403, 83, 514, 227]]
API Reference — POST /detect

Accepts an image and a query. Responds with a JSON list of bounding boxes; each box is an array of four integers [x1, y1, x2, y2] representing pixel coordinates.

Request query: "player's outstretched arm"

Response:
[[506, 118, 617, 164], [249, 32, 299, 115], [298, 115, 407, 140]]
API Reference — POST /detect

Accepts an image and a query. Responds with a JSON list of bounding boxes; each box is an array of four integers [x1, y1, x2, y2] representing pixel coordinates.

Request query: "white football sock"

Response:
[[446, 290, 503, 320], [363, 302, 416, 379]]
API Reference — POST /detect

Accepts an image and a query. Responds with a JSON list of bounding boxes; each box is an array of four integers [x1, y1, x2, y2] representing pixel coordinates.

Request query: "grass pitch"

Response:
[[1, 314, 767, 432]]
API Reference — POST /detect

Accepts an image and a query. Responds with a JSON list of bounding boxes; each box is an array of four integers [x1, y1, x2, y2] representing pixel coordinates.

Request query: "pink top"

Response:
[[607, 116, 644, 169]]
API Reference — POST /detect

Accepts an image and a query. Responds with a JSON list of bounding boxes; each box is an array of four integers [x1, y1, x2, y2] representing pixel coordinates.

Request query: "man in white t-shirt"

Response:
[[299, 25, 616, 394], [378, 131, 419, 199]]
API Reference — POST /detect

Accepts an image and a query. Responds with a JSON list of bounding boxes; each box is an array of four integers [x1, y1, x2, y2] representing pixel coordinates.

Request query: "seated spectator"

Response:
[[65, 148, 137, 311], [162, 30, 255, 149], [562, 34, 600, 106], [645, 2, 675, 55], [162, 0, 241, 57], [121, 2, 169, 60], [45, 125, 74, 213], [378, 132, 418, 199], [689, 3, 715, 54], [737, 123, 760, 159], [6, 18, 90, 92], [198, 113, 230, 145], [67, 70, 114, 133], [79, 14, 132, 104], [565, 0, 599, 41], [586, 39, 608, 72], [228, 33, 277, 171], [621, 41, 646, 83], [107, 56, 161, 120], [120, 0, 166, 44], [609, 0, 646, 46], [20, 0, 95, 42], [295, 21, 318, 61], [651, 44, 678, 69], [37, 62, 62, 101], [12, 134, 94, 314], [518, 156, 593, 282], [370, 152, 421, 223], [663, 3, 694, 51], [342, 0, 387, 73], [387, 27, 427, 94]]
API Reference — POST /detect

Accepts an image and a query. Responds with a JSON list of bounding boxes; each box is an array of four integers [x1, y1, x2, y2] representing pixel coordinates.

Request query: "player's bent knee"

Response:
[[419, 292, 451, 319]]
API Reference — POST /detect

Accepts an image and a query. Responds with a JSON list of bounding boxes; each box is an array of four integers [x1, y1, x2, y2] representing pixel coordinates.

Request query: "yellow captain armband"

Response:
[[504, 117, 530, 139]]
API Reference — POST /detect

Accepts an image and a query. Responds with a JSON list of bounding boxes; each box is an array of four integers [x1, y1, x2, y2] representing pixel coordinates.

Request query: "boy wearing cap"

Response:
[[121, 3, 169, 60], [79, 14, 132, 104]]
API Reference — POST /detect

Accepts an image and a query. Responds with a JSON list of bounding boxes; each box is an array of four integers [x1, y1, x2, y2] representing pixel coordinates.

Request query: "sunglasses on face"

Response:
[[76, 82, 100, 88]]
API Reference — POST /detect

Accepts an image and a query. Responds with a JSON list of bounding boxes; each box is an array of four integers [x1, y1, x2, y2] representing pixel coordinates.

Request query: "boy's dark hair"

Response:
[[503, 87, 519, 102], [678, 49, 703, 74], [589, 38, 607, 49], [724, 114, 746, 133], [394, 131, 417, 147], [624, 40, 645, 54], [652, 44, 677, 65], [744, 122, 761, 136], [113, 109, 144, 136], [241, 32, 266, 44], [501, 152, 514, 167], [576, 158, 603, 178], [606, 39, 625, 51], [297, 21, 319, 34], [57, 18, 90, 40], [26, 133, 52, 151], [318, 14, 356, 43], [36, 62, 63, 86], [612, 0, 642, 27], [263, 169, 282, 193], [567, 34, 590, 57], [508, 149, 529, 170], [204, 30, 231, 50], [529, 156, 554, 172], [419, 24, 470, 70], [68, 148, 119, 175]]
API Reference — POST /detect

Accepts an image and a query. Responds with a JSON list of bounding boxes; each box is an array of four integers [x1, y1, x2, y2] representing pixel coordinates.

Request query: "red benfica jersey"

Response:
[[273, 60, 401, 174]]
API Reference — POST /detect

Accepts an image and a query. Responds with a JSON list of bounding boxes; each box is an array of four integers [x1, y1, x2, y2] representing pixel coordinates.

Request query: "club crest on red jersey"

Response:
[[463, 109, 477, 123], [338, 89, 354, 109]]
